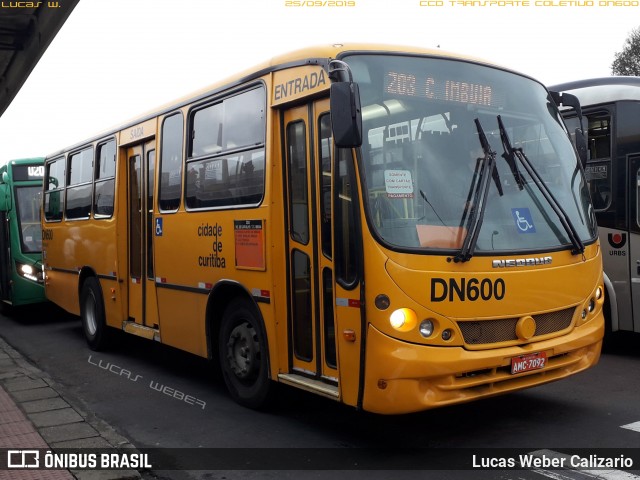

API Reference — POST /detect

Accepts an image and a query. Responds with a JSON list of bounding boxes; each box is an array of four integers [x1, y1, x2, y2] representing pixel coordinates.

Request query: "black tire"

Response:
[[0, 300, 13, 317], [218, 299, 273, 409], [80, 277, 109, 351]]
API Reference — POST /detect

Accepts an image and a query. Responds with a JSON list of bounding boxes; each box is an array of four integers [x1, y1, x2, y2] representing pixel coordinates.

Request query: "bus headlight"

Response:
[[16, 263, 43, 283], [389, 308, 417, 332], [419, 319, 434, 338]]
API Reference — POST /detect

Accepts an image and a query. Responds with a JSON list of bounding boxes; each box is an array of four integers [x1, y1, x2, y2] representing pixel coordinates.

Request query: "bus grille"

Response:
[[457, 307, 575, 345]]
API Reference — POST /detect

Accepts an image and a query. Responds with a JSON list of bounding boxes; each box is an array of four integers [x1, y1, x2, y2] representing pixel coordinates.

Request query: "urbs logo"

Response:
[[608, 232, 627, 256]]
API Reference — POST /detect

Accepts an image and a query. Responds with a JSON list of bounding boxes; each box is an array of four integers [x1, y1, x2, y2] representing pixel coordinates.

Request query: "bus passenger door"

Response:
[[127, 141, 159, 329], [282, 99, 340, 395], [628, 154, 640, 332], [0, 210, 11, 303]]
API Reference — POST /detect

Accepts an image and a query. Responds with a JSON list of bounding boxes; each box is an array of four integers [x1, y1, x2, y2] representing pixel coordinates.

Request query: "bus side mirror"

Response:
[[330, 82, 363, 148], [550, 90, 587, 168]]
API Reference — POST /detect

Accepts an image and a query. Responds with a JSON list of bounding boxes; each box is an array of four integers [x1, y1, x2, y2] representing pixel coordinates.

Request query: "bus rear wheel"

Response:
[[80, 277, 109, 351], [218, 299, 273, 409]]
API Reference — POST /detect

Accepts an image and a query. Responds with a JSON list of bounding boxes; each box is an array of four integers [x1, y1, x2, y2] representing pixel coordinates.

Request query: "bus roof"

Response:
[[0, 157, 44, 172], [44, 43, 534, 158], [549, 76, 640, 106]]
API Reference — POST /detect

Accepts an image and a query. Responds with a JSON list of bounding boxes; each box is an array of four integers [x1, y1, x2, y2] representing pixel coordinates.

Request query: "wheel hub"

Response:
[[226, 322, 260, 380]]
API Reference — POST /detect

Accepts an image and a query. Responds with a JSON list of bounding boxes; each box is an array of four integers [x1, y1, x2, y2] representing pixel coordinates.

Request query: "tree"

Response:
[[612, 27, 640, 76]]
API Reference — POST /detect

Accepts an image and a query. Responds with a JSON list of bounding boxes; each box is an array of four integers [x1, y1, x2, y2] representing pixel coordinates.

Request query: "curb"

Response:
[[0, 336, 141, 480]]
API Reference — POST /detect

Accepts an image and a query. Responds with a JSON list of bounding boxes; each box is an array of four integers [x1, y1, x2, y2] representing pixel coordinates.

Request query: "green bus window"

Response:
[[16, 186, 42, 253]]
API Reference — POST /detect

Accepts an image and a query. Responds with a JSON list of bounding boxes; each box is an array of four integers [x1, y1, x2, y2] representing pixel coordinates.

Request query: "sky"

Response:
[[0, 0, 638, 165]]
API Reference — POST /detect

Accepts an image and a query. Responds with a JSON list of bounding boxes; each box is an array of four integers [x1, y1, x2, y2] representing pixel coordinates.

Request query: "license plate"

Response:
[[511, 352, 547, 374]]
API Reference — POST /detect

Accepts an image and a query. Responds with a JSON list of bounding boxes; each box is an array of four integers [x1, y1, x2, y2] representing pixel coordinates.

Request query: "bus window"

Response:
[[588, 115, 611, 160], [44, 156, 65, 221], [291, 249, 313, 361], [66, 147, 93, 219], [190, 87, 265, 157], [636, 169, 640, 229], [147, 149, 155, 279], [319, 113, 333, 259], [15, 186, 42, 253], [287, 121, 309, 245], [159, 113, 184, 212], [185, 150, 265, 208], [585, 113, 612, 211], [94, 140, 116, 217], [335, 147, 358, 287], [192, 102, 223, 156], [186, 88, 266, 210]]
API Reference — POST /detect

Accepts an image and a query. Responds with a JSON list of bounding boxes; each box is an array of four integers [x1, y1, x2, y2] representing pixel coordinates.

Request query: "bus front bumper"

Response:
[[362, 317, 603, 414]]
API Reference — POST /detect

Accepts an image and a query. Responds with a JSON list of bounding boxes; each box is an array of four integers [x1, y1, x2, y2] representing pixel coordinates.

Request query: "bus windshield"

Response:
[[15, 185, 42, 254], [345, 54, 597, 253]]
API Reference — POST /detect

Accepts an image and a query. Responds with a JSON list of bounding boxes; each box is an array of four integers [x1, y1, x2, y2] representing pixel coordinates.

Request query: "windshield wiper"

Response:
[[497, 115, 526, 190], [454, 119, 502, 263], [497, 116, 585, 256]]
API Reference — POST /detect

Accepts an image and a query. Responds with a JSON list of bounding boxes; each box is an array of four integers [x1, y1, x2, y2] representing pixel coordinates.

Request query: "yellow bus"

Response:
[[42, 44, 604, 414]]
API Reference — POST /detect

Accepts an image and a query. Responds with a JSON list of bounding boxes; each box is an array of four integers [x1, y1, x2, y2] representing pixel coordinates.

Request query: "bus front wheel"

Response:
[[80, 277, 109, 351], [218, 299, 273, 409]]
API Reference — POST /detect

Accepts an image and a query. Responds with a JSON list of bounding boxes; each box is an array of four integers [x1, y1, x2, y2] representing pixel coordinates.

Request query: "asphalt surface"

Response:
[[1, 303, 640, 480]]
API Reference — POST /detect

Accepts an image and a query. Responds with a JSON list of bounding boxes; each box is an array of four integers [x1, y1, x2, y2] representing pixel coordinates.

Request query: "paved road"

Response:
[[1, 304, 639, 480]]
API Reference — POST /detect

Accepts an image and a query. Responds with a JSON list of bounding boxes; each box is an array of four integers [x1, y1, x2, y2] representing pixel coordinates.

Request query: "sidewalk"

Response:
[[0, 336, 141, 480]]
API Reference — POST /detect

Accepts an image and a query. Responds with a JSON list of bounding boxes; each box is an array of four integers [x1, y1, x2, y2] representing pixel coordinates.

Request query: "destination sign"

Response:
[[384, 70, 504, 108], [13, 164, 44, 181]]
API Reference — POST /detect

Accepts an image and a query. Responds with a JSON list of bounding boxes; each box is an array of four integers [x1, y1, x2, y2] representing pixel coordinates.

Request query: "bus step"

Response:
[[122, 321, 161, 342], [277, 373, 339, 400]]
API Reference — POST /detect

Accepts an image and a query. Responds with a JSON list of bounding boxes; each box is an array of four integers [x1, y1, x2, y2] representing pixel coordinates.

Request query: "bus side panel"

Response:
[[155, 288, 207, 357], [154, 209, 275, 360], [10, 255, 45, 306], [43, 222, 78, 315], [0, 211, 11, 302], [617, 102, 640, 333], [44, 269, 80, 316], [43, 221, 120, 318], [101, 277, 124, 329], [153, 212, 211, 358], [599, 226, 632, 331]]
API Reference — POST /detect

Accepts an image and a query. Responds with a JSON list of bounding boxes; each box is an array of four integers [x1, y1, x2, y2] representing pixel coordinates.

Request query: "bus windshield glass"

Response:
[[344, 54, 597, 253], [15, 185, 42, 254]]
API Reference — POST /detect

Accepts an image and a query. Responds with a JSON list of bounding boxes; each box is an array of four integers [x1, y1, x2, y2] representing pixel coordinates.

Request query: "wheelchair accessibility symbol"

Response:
[[155, 218, 163, 236], [512, 208, 536, 233]]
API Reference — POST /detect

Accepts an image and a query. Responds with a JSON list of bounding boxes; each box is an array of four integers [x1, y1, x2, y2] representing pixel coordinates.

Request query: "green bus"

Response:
[[0, 158, 45, 312]]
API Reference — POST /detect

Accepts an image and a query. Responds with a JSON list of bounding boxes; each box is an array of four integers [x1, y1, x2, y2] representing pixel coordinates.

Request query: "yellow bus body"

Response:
[[42, 44, 604, 414]]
